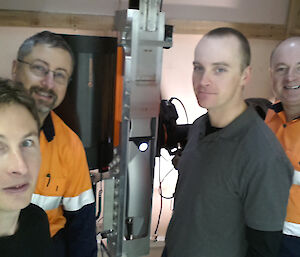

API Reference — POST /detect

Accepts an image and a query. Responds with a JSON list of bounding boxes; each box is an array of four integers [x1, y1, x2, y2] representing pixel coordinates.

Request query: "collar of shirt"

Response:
[[268, 102, 300, 124], [267, 102, 286, 123], [41, 111, 55, 142], [195, 106, 259, 140]]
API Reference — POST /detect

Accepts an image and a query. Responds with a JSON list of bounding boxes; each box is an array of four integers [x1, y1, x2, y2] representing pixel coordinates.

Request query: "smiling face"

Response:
[[270, 38, 300, 108], [192, 35, 250, 113], [0, 104, 40, 212], [12, 44, 73, 121]]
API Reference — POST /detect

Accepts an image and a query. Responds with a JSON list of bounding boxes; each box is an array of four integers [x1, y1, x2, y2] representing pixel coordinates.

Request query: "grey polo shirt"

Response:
[[165, 106, 293, 257]]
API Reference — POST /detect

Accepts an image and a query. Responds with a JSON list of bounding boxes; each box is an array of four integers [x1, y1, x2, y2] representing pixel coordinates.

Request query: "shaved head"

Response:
[[270, 37, 300, 67]]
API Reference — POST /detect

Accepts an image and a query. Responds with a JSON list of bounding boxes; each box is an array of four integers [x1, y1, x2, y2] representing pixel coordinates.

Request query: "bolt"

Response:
[[114, 167, 120, 174]]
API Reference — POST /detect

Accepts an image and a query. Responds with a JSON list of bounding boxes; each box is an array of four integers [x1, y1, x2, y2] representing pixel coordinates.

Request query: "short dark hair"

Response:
[[205, 27, 251, 71], [17, 31, 75, 70], [0, 78, 40, 129]]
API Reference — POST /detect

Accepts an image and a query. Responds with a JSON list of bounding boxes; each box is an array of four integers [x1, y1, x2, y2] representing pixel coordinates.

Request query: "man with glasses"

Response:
[[11, 31, 97, 257], [266, 37, 300, 257]]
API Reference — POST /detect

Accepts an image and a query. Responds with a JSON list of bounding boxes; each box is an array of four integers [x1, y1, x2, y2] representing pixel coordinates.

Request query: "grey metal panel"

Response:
[[103, 178, 115, 231]]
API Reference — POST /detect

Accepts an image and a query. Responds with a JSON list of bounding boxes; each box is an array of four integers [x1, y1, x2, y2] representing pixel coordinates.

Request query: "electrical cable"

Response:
[[153, 97, 187, 240], [153, 157, 163, 240], [170, 97, 189, 124], [160, 153, 171, 162], [100, 242, 104, 257], [100, 240, 111, 257], [159, 186, 174, 200], [153, 156, 176, 240], [161, 167, 175, 183], [159, 166, 175, 199]]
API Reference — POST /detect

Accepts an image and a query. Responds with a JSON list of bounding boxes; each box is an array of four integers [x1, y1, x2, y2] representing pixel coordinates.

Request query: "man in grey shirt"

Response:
[[163, 27, 293, 257]]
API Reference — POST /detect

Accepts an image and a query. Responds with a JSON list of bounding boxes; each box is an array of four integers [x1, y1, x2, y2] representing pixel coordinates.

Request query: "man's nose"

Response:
[[41, 71, 56, 89], [285, 67, 298, 82], [199, 71, 211, 86], [8, 149, 29, 176]]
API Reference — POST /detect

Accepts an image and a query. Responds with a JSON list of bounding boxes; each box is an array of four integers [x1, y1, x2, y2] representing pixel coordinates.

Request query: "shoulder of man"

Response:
[[233, 109, 291, 175], [50, 111, 84, 146]]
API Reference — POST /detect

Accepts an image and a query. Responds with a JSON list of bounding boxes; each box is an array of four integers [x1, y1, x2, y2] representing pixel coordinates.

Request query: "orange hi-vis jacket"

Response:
[[31, 111, 95, 237], [266, 102, 300, 237]]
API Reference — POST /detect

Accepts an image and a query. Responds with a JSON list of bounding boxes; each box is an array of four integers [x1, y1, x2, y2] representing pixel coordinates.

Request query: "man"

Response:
[[0, 78, 50, 257], [163, 27, 293, 257], [11, 31, 97, 257], [265, 37, 300, 257]]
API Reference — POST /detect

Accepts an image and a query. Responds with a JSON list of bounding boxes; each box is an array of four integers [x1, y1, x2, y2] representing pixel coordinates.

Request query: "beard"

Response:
[[29, 86, 58, 114]]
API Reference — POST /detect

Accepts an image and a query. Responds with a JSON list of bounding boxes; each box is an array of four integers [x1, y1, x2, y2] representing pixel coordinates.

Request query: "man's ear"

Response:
[[241, 66, 252, 86], [11, 60, 18, 80]]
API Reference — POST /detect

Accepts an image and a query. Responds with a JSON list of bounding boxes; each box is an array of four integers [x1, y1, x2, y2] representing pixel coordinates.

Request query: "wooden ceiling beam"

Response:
[[0, 9, 115, 32], [167, 19, 286, 40]]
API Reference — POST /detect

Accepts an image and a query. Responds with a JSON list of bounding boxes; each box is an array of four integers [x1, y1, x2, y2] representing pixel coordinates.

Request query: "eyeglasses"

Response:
[[273, 65, 300, 77], [17, 59, 70, 85]]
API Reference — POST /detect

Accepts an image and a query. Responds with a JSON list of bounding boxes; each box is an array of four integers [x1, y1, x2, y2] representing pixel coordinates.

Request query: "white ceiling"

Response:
[[0, 0, 290, 25]]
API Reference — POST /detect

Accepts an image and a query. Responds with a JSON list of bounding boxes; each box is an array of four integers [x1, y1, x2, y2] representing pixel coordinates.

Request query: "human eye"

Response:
[[21, 139, 35, 148], [31, 63, 48, 76], [0, 142, 7, 153], [54, 70, 68, 84], [214, 66, 227, 74], [275, 65, 288, 74], [193, 65, 204, 73]]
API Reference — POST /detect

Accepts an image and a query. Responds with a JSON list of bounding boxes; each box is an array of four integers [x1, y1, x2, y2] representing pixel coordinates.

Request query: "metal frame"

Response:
[[101, 1, 165, 256]]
